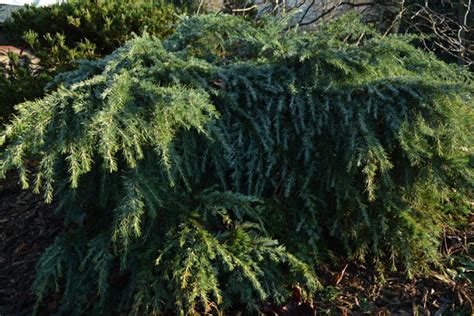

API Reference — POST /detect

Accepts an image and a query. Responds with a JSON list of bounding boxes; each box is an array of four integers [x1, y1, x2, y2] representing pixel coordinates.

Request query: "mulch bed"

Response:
[[0, 171, 472, 315], [0, 173, 62, 315], [312, 261, 473, 315]]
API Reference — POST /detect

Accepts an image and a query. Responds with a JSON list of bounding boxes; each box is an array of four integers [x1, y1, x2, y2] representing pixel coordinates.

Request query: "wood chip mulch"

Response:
[[0, 173, 62, 316], [311, 260, 473, 315]]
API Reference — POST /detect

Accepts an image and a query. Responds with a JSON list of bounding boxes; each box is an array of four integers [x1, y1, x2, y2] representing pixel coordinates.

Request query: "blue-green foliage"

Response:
[[0, 14, 472, 314]]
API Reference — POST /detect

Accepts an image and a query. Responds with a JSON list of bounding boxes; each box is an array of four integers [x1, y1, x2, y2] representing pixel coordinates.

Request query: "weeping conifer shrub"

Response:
[[0, 13, 473, 314]]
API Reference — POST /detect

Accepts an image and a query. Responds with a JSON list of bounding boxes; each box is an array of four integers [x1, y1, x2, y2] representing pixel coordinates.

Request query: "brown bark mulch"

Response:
[[0, 173, 62, 316]]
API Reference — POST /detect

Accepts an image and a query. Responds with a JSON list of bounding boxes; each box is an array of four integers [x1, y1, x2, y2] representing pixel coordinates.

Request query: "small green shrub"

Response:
[[0, 0, 177, 124], [4, 0, 177, 71], [0, 14, 472, 315]]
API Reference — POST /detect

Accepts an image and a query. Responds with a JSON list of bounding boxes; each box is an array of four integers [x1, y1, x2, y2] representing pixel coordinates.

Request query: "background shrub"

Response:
[[0, 14, 472, 314], [0, 51, 50, 124], [0, 0, 177, 124]]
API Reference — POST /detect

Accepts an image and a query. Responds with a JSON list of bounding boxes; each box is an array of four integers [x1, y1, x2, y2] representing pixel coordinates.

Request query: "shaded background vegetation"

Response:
[[0, 0, 178, 124]]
